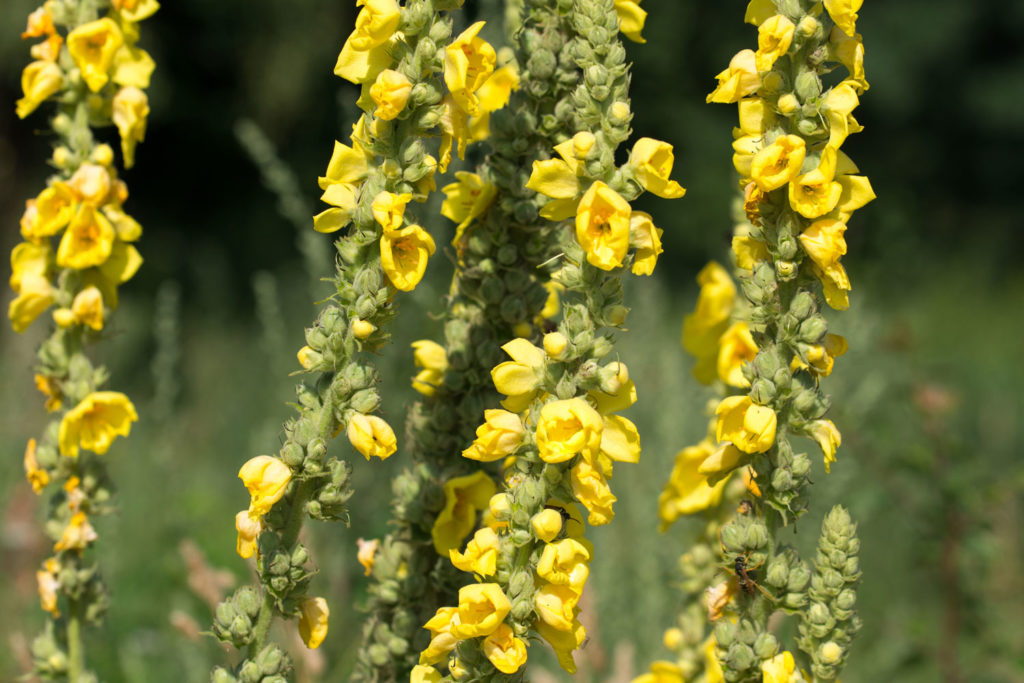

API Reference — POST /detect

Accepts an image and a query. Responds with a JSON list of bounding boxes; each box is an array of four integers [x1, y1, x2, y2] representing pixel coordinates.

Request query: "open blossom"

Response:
[[444, 22, 496, 116], [575, 181, 632, 270], [58, 391, 138, 457], [346, 413, 397, 460], [462, 409, 525, 462], [715, 395, 777, 454], [536, 398, 604, 464], [707, 49, 760, 103], [380, 224, 436, 292], [450, 527, 500, 576], [238, 455, 292, 518], [431, 471, 496, 554], [67, 18, 124, 92], [483, 623, 527, 674], [450, 583, 510, 639], [298, 597, 330, 649]]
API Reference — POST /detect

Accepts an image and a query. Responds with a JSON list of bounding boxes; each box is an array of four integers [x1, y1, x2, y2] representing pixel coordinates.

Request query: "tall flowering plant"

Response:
[[9, 0, 158, 680], [638, 1, 871, 682]]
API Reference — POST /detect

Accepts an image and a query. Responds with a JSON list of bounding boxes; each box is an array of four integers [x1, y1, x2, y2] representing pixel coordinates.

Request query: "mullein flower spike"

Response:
[[409, 0, 684, 679], [10, 1, 158, 679], [213, 1, 512, 679], [642, 1, 870, 682]]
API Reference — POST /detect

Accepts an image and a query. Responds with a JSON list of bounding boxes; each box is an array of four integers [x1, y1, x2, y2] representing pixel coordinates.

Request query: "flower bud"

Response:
[[750, 378, 776, 405], [754, 632, 779, 659], [489, 493, 511, 520], [531, 509, 563, 542], [777, 93, 800, 115], [744, 522, 770, 549], [543, 332, 569, 359], [714, 620, 737, 647], [352, 318, 376, 339], [727, 642, 756, 671], [820, 640, 843, 665]]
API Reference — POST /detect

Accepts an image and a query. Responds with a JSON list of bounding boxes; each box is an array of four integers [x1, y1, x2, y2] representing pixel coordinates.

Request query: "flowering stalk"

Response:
[[640, 1, 873, 682], [9, 1, 157, 680], [410, 0, 688, 679], [351, 2, 577, 678], [207, 0, 488, 680]]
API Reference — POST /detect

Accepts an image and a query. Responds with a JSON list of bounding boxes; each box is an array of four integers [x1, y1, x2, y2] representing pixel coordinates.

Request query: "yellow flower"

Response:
[[483, 623, 528, 674], [22, 182, 76, 241], [411, 665, 442, 683], [824, 0, 862, 38], [697, 442, 746, 478], [445, 21, 497, 116], [755, 15, 795, 71], [792, 333, 848, 377], [67, 18, 124, 92], [762, 651, 797, 683], [111, 0, 161, 22], [599, 414, 641, 465], [732, 234, 770, 270], [707, 49, 760, 104], [432, 471, 497, 554], [346, 413, 398, 460], [491, 338, 546, 411], [58, 391, 138, 457], [570, 459, 616, 526], [834, 151, 876, 221], [535, 582, 580, 631], [631, 660, 685, 683], [682, 261, 736, 384], [24, 438, 49, 494], [352, 318, 376, 339], [715, 395, 777, 454], [411, 339, 448, 396], [531, 508, 563, 542], [9, 241, 55, 333], [369, 68, 412, 120], [54, 511, 99, 552], [112, 86, 149, 168], [450, 582, 510, 639], [468, 64, 520, 139], [815, 262, 851, 310], [589, 362, 638, 414], [57, 205, 116, 270], [614, 0, 647, 43], [16, 60, 63, 119], [371, 191, 413, 232], [658, 441, 728, 527], [750, 134, 806, 191], [298, 596, 329, 649], [831, 28, 869, 93], [356, 537, 379, 575], [71, 286, 105, 330], [536, 398, 604, 464], [439, 94, 471, 173], [704, 636, 726, 683], [314, 135, 372, 232], [462, 410, 525, 462], [537, 538, 591, 594], [37, 558, 61, 617], [705, 580, 738, 621], [717, 321, 758, 387], [111, 41, 156, 89], [790, 148, 842, 219], [526, 132, 594, 219], [799, 218, 847, 275], [380, 224, 436, 291], [238, 455, 292, 518], [35, 374, 63, 412], [576, 181, 632, 270], [808, 419, 842, 472], [629, 211, 664, 276], [823, 80, 863, 150], [441, 172, 497, 243], [420, 607, 460, 665], [68, 163, 113, 206], [235, 510, 262, 559], [629, 137, 687, 199], [348, 0, 401, 51], [335, 33, 396, 85], [536, 616, 586, 674], [450, 527, 500, 576]]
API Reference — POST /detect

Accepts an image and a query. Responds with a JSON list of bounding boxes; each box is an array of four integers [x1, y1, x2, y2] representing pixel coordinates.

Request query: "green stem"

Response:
[[247, 479, 314, 658], [67, 598, 84, 682]]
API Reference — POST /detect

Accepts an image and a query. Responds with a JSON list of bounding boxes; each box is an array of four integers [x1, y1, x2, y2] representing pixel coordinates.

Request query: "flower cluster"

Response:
[[11, 1, 157, 679], [642, 1, 870, 682]]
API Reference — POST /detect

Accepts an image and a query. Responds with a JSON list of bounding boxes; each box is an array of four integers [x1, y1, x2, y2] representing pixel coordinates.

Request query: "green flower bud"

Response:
[[721, 523, 745, 553], [211, 667, 238, 683], [726, 642, 756, 670], [715, 620, 737, 647], [750, 378, 776, 405], [794, 69, 822, 101], [766, 556, 790, 588], [234, 586, 262, 618], [754, 632, 779, 659], [254, 644, 284, 675], [790, 291, 816, 319], [744, 522, 770, 550], [238, 660, 261, 683], [771, 467, 794, 491]]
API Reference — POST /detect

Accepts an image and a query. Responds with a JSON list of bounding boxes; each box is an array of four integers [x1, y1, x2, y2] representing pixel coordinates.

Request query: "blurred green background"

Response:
[[1, 1, 1022, 681]]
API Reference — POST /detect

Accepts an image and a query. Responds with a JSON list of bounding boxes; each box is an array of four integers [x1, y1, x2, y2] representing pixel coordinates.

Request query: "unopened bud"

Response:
[[753, 632, 779, 659], [777, 93, 800, 115], [820, 640, 843, 664], [543, 332, 569, 359], [489, 493, 511, 520]]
